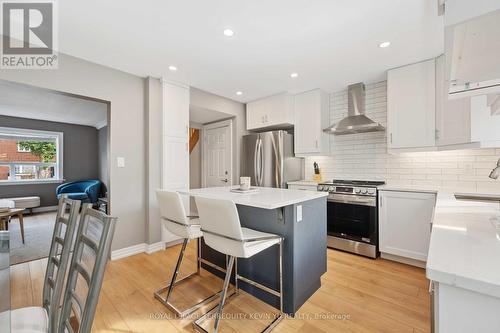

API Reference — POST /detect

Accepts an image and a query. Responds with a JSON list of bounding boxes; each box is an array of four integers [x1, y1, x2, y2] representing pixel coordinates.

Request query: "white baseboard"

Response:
[[165, 238, 183, 248], [145, 241, 166, 254], [111, 240, 177, 260], [111, 243, 146, 261], [32, 206, 58, 213]]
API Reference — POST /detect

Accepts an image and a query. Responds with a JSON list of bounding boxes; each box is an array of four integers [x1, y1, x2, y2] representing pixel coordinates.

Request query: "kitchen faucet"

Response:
[[489, 157, 500, 180]]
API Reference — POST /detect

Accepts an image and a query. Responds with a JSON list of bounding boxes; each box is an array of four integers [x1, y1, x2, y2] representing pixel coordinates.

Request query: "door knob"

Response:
[[221, 179, 228, 183]]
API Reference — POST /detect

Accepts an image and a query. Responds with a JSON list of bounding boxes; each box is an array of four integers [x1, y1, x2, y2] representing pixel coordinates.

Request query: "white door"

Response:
[[203, 120, 233, 187]]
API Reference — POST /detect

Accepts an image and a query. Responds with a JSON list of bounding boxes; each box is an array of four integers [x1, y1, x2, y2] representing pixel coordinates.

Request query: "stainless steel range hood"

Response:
[[323, 82, 385, 135]]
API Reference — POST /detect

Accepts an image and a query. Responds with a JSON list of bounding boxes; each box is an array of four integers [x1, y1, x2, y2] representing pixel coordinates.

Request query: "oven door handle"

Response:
[[327, 194, 376, 207]]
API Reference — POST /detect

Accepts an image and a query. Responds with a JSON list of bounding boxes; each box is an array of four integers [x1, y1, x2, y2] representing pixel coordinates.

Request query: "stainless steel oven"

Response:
[[318, 180, 384, 258]]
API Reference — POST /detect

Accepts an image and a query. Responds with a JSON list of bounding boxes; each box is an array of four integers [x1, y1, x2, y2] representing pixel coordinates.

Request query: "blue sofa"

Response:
[[56, 180, 101, 204]]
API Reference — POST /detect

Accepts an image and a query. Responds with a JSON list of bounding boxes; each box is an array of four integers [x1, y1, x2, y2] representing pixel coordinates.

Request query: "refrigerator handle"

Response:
[[258, 138, 264, 186], [253, 138, 260, 186], [270, 132, 284, 188]]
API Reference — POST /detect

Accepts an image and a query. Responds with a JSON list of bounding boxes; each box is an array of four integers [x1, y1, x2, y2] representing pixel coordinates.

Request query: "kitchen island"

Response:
[[182, 186, 328, 315]]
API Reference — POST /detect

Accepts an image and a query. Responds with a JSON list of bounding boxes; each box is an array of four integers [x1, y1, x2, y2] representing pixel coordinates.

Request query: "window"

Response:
[[0, 127, 63, 184]]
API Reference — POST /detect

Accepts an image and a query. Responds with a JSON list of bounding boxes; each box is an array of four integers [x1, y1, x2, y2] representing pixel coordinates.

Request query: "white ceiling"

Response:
[[0, 80, 108, 128], [58, 0, 443, 102]]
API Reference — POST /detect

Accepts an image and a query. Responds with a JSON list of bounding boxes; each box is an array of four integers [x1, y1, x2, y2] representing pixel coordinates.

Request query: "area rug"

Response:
[[8, 211, 56, 265]]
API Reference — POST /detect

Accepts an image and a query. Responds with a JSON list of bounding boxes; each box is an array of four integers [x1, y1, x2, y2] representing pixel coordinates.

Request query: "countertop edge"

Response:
[[426, 266, 500, 299], [378, 186, 438, 194]]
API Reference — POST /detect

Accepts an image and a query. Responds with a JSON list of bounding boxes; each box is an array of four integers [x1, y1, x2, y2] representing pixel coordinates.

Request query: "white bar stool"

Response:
[[193, 196, 284, 333], [155, 190, 223, 318]]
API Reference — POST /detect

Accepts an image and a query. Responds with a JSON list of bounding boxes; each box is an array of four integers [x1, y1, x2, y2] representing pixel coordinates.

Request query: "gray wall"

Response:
[[97, 126, 108, 192], [0, 52, 146, 252], [0, 115, 99, 206], [145, 77, 162, 246]]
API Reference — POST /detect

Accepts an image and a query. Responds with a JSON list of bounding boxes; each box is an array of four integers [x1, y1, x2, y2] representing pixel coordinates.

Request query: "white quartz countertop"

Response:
[[377, 185, 439, 194], [287, 180, 319, 186], [426, 193, 500, 298], [182, 186, 328, 209]]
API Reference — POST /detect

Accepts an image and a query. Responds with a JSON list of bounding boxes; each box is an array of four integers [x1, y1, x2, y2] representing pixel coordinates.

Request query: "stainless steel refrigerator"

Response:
[[241, 130, 303, 188]]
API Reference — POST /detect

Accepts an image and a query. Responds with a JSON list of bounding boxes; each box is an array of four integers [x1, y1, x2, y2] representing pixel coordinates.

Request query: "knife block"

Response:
[[313, 173, 322, 183]]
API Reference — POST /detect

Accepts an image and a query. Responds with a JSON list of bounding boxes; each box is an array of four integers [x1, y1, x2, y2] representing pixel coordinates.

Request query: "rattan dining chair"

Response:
[[57, 204, 117, 333], [11, 195, 81, 333]]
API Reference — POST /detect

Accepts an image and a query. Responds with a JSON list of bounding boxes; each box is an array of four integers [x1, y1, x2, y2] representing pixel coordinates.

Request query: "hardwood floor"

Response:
[[11, 242, 430, 332]]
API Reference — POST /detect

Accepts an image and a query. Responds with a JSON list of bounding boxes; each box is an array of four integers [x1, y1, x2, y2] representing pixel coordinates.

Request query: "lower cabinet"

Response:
[[378, 190, 436, 264], [430, 281, 500, 333]]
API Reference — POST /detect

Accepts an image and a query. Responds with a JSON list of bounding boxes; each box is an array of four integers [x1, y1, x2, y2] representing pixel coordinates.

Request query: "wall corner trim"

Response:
[[145, 241, 166, 254]]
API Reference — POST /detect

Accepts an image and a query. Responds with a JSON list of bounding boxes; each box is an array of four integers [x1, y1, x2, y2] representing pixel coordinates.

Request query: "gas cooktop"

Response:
[[320, 180, 386, 187]]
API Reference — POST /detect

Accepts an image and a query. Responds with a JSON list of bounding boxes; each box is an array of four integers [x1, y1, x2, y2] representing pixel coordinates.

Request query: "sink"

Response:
[[454, 192, 500, 203]]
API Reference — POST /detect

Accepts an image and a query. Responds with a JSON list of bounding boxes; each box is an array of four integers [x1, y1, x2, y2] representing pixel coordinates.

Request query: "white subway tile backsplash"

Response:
[[305, 81, 500, 194]]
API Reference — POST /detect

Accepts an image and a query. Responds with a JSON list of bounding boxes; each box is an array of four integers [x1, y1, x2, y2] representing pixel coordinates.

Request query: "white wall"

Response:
[[190, 88, 247, 184], [0, 53, 146, 251], [305, 81, 500, 194]]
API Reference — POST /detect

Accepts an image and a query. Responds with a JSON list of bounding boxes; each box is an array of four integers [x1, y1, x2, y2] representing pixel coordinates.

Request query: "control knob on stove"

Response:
[[355, 188, 361, 194], [318, 185, 324, 191], [361, 189, 368, 194]]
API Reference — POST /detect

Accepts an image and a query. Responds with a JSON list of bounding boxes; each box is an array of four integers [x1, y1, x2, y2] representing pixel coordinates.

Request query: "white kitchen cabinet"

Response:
[[430, 280, 500, 333], [470, 94, 500, 147], [378, 190, 436, 264], [435, 54, 473, 147], [161, 80, 189, 242], [163, 81, 189, 138], [246, 92, 294, 130], [387, 59, 436, 151], [294, 89, 330, 156]]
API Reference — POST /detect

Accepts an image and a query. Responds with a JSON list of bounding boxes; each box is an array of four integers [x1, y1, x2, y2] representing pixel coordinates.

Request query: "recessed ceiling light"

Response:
[[236, 91, 243, 96], [378, 41, 391, 48], [223, 29, 235, 37], [168, 65, 177, 71], [290, 73, 299, 78]]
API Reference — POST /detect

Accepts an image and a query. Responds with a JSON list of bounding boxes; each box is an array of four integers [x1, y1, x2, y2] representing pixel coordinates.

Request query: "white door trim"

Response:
[[201, 119, 233, 188]]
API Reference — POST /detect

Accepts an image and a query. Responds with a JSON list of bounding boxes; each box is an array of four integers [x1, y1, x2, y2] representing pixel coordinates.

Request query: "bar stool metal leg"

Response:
[[154, 238, 222, 318], [214, 256, 235, 332], [193, 238, 284, 333]]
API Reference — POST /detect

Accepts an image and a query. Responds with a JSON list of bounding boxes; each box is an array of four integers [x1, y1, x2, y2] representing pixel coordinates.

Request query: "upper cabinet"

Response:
[[163, 81, 189, 138], [387, 59, 436, 151], [246, 92, 294, 130], [445, 6, 500, 99], [387, 55, 500, 153], [435, 54, 473, 147], [294, 89, 330, 156]]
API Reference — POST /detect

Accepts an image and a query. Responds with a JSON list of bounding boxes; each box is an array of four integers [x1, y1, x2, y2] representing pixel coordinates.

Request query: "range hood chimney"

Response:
[[323, 82, 385, 135]]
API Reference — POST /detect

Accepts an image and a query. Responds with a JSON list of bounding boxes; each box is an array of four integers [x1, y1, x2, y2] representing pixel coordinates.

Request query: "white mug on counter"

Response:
[[240, 177, 251, 190]]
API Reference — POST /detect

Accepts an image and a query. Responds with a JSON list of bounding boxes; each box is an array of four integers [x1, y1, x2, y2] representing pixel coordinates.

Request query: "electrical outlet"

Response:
[[117, 157, 125, 168], [296, 205, 302, 222]]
